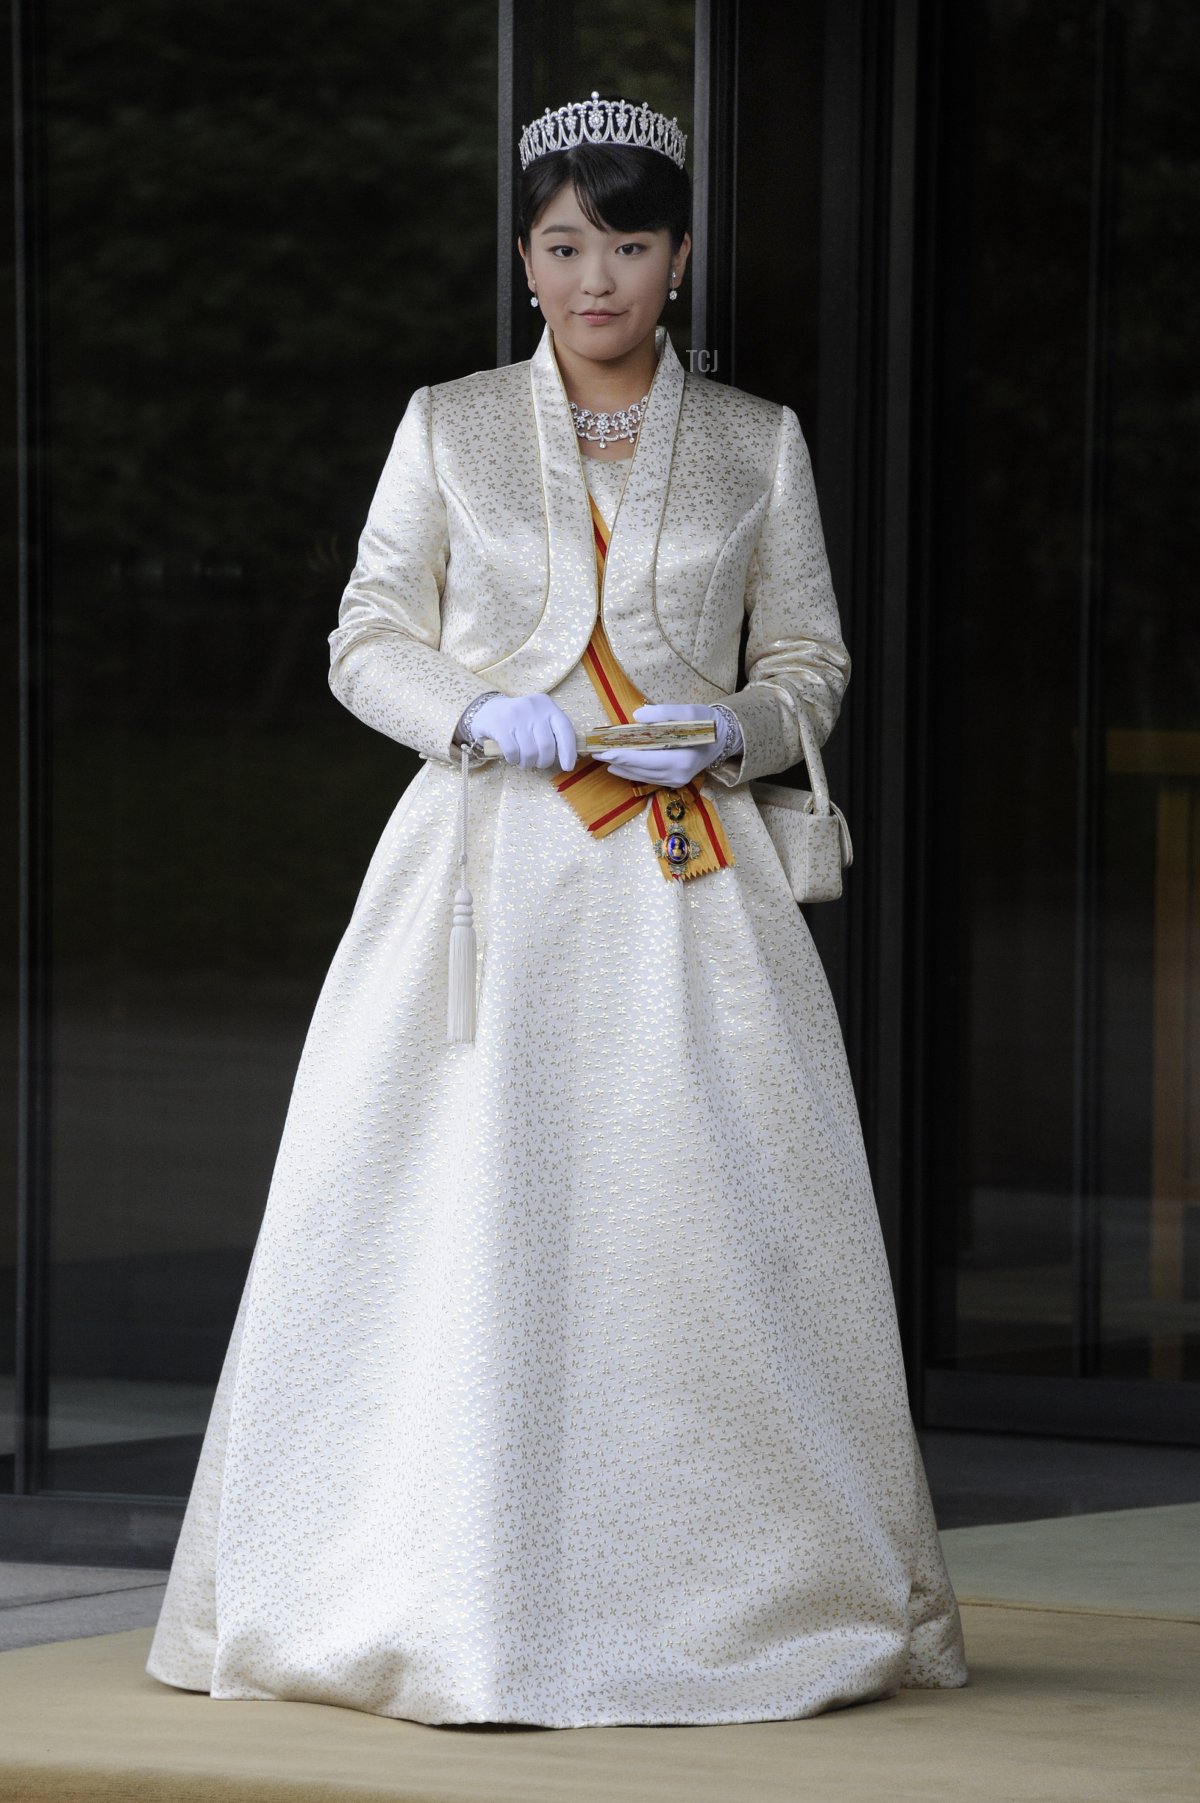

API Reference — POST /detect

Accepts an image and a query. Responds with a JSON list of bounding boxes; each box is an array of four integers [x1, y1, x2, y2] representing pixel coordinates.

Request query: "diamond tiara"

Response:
[[518, 90, 687, 172]]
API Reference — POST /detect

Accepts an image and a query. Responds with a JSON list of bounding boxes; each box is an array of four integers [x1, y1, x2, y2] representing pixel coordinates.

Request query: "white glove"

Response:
[[591, 703, 740, 785], [468, 692, 578, 771]]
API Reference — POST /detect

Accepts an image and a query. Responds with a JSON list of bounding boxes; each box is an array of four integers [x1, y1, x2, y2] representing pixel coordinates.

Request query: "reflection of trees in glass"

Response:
[[40, 1, 498, 984], [1103, 0, 1200, 731], [964, 0, 1199, 734], [45, 0, 497, 730], [966, 0, 1094, 661]]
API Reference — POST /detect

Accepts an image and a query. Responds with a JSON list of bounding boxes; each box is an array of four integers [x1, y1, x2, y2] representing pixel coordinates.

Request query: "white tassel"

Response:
[[447, 740, 478, 1043]]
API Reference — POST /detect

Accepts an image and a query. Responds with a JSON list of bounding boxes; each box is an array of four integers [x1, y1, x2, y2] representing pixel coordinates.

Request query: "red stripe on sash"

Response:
[[588, 791, 648, 832], [556, 757, 599, 793], [688, 786, 730, 869], [583, 644, 632, 724]]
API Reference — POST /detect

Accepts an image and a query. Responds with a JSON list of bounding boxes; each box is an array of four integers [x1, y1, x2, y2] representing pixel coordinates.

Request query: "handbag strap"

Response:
[[757, 682, 833, 816], [794, 706, 831, 816]]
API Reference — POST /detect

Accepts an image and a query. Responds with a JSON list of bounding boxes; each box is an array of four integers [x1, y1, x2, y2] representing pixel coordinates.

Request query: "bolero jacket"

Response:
[[328, 322, 850, 791]]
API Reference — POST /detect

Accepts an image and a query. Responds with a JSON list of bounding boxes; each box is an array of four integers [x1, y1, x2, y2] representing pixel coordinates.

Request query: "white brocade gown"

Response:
[[146, 450, 969, 1728]]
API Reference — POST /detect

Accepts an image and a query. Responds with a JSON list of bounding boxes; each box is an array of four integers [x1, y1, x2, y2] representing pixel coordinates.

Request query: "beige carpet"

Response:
[[940, 1501, 1200, 1621], [2, 1508, 1198, 1801], [0, 1599, 1196, 1802]]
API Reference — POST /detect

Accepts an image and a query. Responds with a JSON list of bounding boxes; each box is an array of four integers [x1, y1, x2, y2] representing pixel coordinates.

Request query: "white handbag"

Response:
[[748, 707, 853, 903]]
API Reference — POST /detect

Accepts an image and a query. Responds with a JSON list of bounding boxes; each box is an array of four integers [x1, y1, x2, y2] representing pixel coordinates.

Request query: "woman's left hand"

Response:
[[591, 703, 735, 786]]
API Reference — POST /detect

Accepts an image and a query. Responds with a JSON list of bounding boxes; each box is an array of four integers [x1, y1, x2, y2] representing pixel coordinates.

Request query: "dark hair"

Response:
[[517, 139, 691, 257]]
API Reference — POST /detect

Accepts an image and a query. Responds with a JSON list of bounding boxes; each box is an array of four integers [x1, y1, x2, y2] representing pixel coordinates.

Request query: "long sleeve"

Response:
[[327, 384, 501, 765], [706, 405, 850, 789]]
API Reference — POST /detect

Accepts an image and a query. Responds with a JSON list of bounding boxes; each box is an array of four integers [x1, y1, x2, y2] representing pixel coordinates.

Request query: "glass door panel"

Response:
[[925, 1, 1200, 1404], [31, 0, 499, 1497]]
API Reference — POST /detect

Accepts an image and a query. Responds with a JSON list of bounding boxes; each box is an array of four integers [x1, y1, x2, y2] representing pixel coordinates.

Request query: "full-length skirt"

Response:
[[145, 661, 969, 1727]]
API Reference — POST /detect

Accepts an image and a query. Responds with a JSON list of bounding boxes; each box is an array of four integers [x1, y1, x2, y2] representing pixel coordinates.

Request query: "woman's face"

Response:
[[519, 179, 690, 371]]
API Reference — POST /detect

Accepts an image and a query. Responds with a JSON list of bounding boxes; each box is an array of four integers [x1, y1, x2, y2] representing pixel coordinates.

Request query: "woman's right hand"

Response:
[[469, 692, 578, 771]]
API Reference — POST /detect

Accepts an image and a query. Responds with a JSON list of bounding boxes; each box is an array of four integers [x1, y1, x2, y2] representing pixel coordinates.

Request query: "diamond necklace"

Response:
[[568, 391, 651, 450]]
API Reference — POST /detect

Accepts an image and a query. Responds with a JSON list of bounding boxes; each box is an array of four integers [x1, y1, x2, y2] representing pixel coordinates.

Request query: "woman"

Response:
[[146, 91, 969, 1728]]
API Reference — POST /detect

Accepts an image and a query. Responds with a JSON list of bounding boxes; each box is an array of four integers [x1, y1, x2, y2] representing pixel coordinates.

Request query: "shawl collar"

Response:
[[480, 321, 719, 701]]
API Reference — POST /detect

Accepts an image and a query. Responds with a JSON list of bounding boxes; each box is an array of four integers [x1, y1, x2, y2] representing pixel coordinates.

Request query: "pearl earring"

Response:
[[530, 293, 539, 309]]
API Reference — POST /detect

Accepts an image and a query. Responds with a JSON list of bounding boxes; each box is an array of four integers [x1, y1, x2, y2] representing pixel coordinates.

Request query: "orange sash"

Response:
[[551, 490, 735, 882]]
